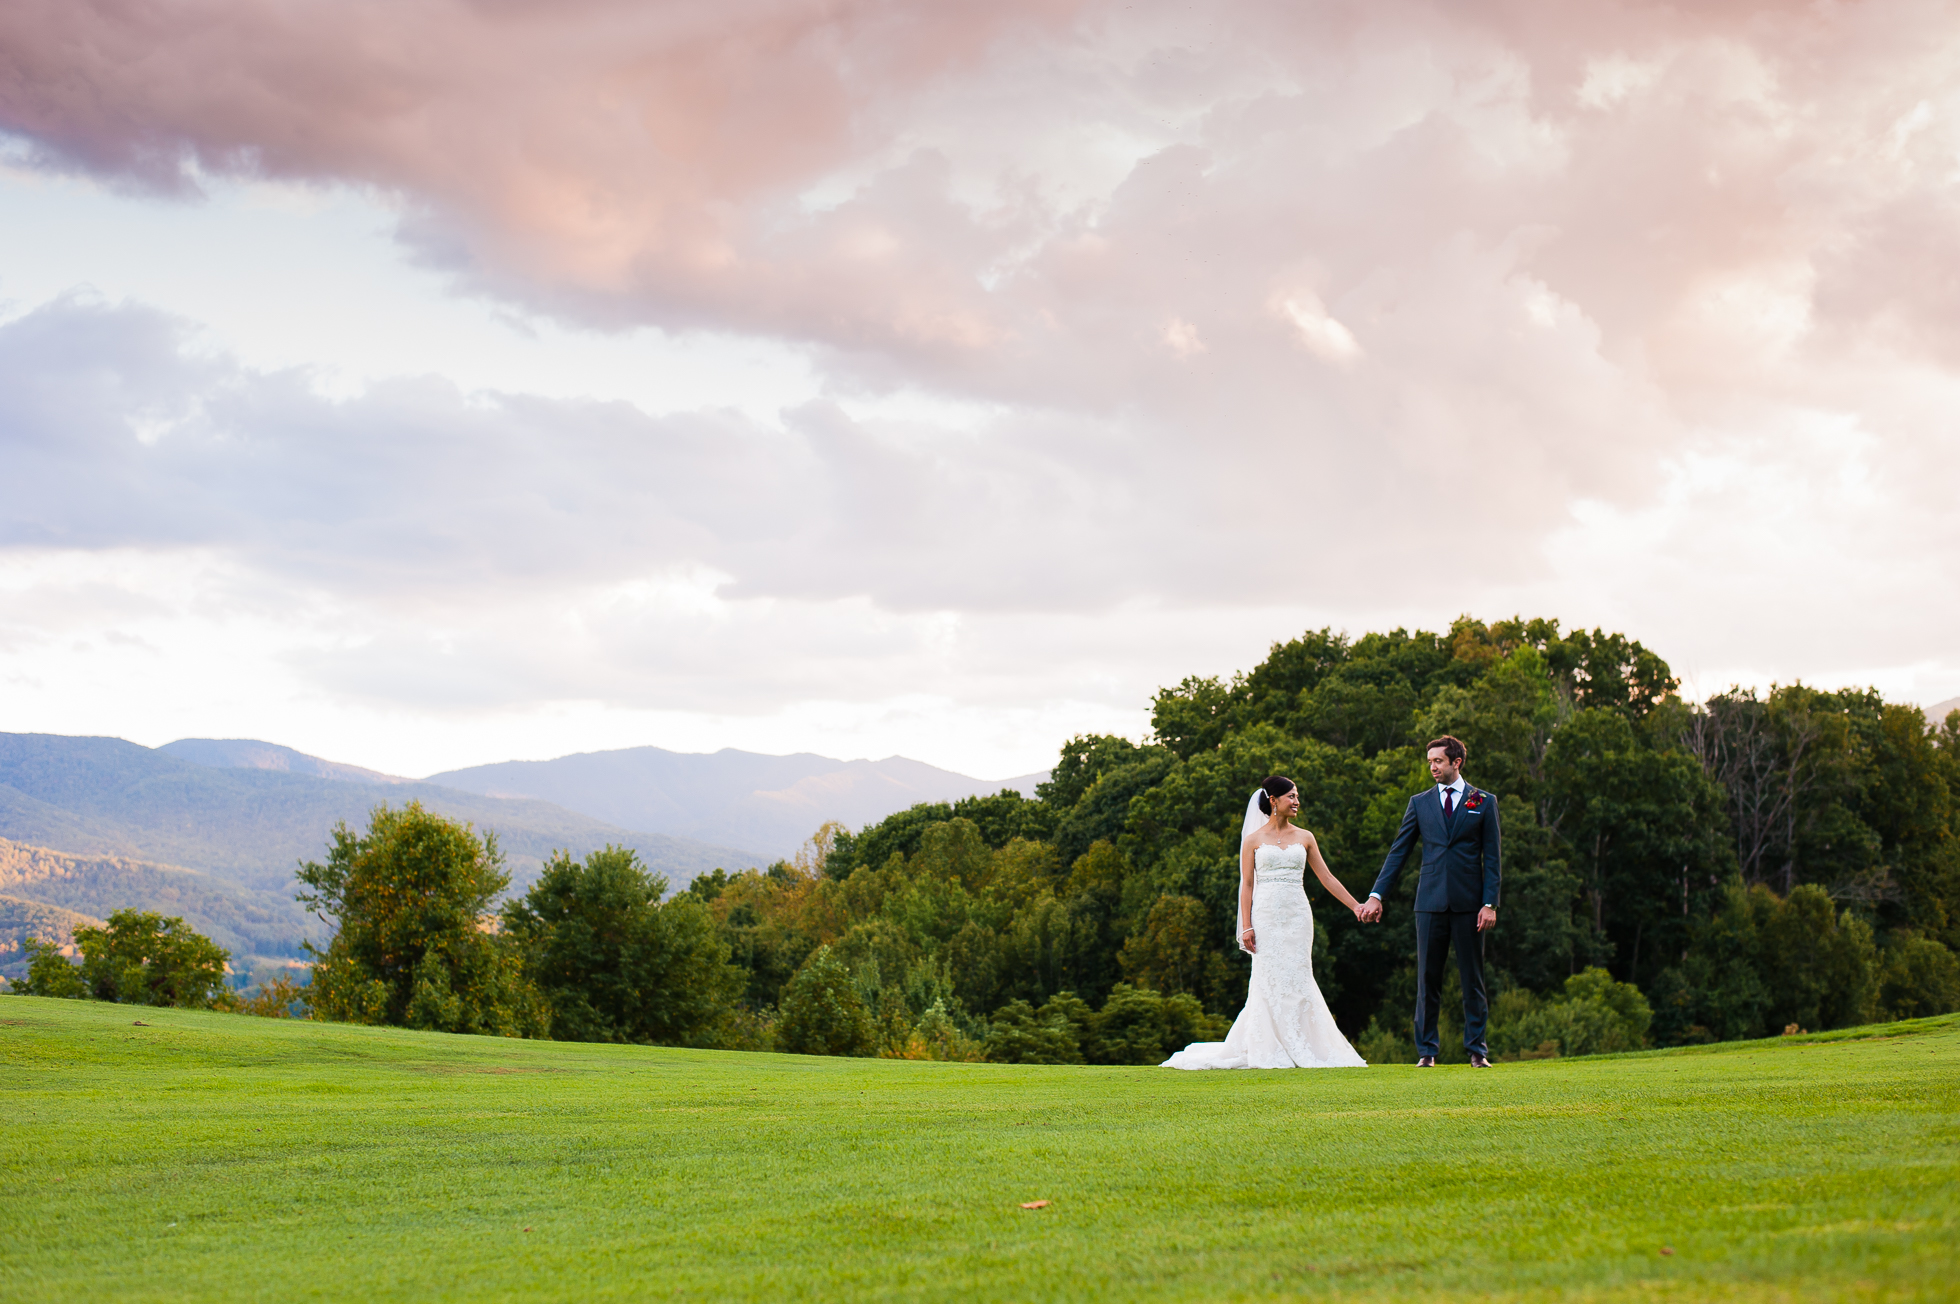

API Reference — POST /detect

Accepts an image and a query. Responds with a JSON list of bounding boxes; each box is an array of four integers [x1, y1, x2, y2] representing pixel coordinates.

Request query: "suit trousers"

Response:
[[1413, 909, 1488, 1058]]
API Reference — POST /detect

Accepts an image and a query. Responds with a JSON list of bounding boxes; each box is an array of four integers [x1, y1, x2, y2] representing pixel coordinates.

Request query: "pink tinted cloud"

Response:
[[4, 0, 1959, 619], [0, 0, 1082, 331]]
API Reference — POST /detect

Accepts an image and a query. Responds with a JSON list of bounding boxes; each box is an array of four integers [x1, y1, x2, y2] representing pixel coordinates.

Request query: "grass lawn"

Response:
[[2, 998, 1956, 1302]]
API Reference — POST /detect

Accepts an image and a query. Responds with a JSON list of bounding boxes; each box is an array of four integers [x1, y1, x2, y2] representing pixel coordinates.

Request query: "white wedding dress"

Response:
[[1162, 843, 1367, 1069]]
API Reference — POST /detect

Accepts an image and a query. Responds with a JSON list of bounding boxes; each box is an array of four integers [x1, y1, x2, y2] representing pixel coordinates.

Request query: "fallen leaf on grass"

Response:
[[132, 1020, 149, 1026], [1019, 1200, 1051, 1210], [523, 1227, 532, 1233], [1660, 1247, 1675, 1256]]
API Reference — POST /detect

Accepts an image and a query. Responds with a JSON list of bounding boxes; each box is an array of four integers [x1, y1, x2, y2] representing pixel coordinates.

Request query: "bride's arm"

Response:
[[1239, 837, 1257, 953], [1304, 834, 1364, 913]]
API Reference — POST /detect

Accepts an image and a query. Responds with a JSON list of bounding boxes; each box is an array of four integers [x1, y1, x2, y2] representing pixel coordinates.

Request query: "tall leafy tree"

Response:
[[297, 802, 547, 1038], [503, 846, 743, 1045], [13, 910, 231, 1008], [1541, 708, 1731, 985], [776, 945, 875, 1056]]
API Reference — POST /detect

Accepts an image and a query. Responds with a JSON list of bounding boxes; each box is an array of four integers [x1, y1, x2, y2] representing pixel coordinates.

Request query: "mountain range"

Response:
[[425, 746, 1047, 859], [0, 731, 1048, 971]]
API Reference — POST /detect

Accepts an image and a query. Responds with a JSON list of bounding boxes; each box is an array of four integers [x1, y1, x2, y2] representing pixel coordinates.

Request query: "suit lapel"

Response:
[[1424, 786, 1447, 841]]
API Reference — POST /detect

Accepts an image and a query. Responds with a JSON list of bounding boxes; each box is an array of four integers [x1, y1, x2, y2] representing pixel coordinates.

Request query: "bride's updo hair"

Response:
[[1256, 775, 1297, 816]]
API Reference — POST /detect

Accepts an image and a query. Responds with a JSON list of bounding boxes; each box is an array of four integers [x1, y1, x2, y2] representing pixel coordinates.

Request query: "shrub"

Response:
[[1087, 983, 1230, 1065], [777, 945, 875, 1056], [983, 993, 1088, 1064], [886, 998, 986, 1061], [706, 1004, 778, 1052], [240, 973, 309, 1018], [1879, 933, 1960, 1020], [1119, 894, 1236, 1013], [1755, 884, 1878, 1032], [1489, 968, 1651, 1059], [1354, 1015, 1416, 1064]]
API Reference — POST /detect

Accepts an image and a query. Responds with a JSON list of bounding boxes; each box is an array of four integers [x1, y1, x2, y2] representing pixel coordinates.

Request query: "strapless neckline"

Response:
[[1253, 843, 1307, 860]]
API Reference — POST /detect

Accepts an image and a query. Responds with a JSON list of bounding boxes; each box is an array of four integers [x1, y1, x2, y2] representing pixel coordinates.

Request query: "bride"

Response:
[[1163, 775, 1369, 1069]]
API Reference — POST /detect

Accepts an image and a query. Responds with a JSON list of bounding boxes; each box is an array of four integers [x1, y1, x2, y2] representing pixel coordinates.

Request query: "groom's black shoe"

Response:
[[1416, 1056, 1436, 1068], [1470, 1052, 1492, 1068]]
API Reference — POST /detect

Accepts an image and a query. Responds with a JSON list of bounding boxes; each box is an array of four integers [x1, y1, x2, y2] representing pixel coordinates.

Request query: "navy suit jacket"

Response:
[[1370, 785, 1501, 914]]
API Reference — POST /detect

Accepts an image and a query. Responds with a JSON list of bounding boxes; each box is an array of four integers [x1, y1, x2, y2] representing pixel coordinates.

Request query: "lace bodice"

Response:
[[1252, 841, 1307, 882]]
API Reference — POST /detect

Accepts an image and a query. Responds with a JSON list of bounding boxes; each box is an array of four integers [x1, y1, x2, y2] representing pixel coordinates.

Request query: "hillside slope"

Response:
[[0, 836, 310, 961], [0, 890, 103, 980]]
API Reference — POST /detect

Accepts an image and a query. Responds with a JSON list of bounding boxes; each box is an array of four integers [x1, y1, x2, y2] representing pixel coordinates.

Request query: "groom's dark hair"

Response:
[[1426, 736, 1467, 764]]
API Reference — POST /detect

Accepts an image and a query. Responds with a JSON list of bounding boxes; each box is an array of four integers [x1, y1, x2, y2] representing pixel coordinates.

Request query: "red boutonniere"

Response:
[[1463, 791, 1485, 812]]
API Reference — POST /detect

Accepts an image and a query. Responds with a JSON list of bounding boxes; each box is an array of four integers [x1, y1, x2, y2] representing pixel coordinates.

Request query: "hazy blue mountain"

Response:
[[159, 738, 409, 786], [424, 746, 1050, 858], [1926, 696, 1960, 726], [0, 733, 767, 909]]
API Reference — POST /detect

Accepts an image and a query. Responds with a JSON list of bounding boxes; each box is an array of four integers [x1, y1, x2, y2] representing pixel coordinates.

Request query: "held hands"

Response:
[[1354, 897, 1383, 924]]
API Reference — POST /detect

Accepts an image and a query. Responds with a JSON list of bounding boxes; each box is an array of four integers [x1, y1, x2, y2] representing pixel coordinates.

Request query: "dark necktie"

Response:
[[1442, 788, 1455, 819]]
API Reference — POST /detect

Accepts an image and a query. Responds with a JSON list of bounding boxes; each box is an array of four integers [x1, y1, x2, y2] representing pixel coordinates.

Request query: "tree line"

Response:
[[11, 616, 1958, 1062]]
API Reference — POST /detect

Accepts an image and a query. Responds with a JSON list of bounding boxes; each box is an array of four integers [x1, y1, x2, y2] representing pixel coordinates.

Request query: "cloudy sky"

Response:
[[1, 0, 1956, 779]]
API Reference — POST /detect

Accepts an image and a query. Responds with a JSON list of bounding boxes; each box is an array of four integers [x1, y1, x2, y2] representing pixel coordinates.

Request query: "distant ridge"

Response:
[[160, 738, 409, 786], [0, 734, 769, 945], [0, 731, 1051, 959], [1925, 696, 1960, 726], [425, 746, 1050, 858]]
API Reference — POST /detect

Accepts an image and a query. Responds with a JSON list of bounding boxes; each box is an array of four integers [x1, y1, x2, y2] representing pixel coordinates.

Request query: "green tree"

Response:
[[1148, 679, 1241, 760], [13, 937, 87, 999], [1878, 933, 1960, 1020], [1542, 708, 1732, 983], [776, 945, 874, 1056], [1650, 883, 1880, 1042], [297, 802, 547, 1038], [13, 911, 233, 1007], [1753, 883, 1879, 1032], [503, 846, 744, 1045], [1119, 894, 1233, 1012], [1051, 750, 1177, 864]]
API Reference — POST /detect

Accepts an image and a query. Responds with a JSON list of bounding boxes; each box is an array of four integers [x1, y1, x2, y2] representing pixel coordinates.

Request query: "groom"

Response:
[[1356, 735, 1501, 1068]]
